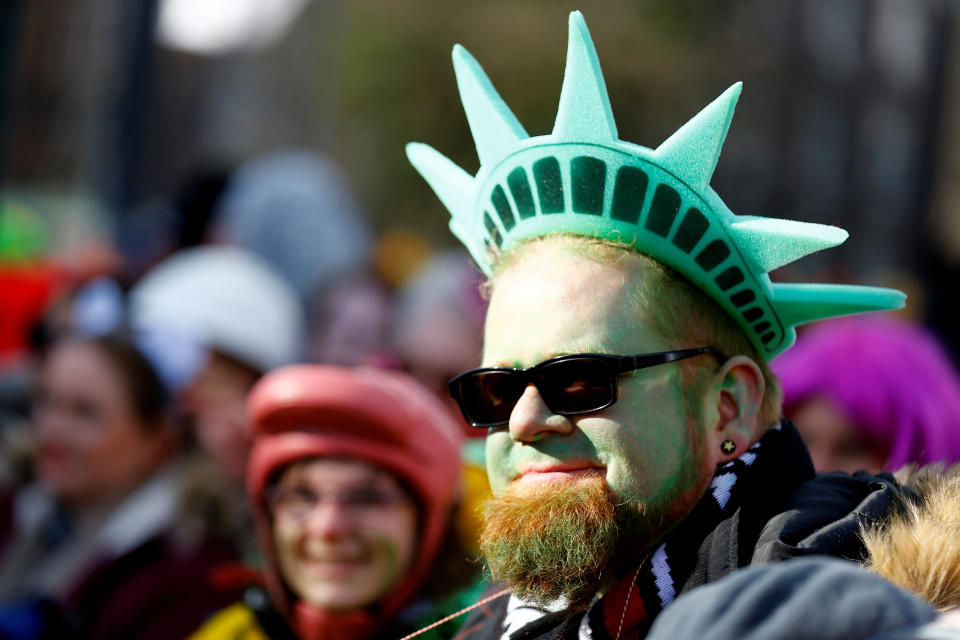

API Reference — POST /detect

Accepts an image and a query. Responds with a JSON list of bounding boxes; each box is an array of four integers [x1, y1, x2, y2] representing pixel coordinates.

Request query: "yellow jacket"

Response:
[[188, 603, 268, 640]]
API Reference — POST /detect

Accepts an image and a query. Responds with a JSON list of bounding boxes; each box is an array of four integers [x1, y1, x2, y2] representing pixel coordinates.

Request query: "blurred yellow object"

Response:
[[374, 229, 432, 287], [456, 441, 492, 556], [187, 602, 268, 640]]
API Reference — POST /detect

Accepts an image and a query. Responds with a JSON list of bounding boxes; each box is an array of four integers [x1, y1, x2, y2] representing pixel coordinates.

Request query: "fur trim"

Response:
[[862, 464, 960, 610]]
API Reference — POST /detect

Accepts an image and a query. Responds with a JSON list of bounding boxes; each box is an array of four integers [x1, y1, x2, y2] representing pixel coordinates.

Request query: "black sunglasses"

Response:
[[448, 347, 723, 428]]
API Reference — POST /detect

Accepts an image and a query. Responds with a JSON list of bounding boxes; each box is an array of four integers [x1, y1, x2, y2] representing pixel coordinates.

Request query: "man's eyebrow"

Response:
[[552, 343, 610, 357], [492, 346, 610, 368], [548, 350, 601, 360]]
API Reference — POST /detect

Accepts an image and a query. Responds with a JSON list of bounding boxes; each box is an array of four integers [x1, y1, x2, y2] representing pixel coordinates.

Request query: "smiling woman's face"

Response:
[[270, 458, 419, 612]]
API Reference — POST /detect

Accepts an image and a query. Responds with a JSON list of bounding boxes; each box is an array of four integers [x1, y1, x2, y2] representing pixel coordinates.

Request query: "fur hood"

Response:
[[862, 464, 960, 610]]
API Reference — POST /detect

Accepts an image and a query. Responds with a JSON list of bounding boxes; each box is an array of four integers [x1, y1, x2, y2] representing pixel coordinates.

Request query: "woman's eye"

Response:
[[340, 490, 385, 506], [72, 399, 101, 423], [290, 487, 318, 502]]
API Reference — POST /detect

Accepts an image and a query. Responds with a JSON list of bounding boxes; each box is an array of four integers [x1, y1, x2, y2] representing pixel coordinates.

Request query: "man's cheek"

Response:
[[485, 433, 515, 494]]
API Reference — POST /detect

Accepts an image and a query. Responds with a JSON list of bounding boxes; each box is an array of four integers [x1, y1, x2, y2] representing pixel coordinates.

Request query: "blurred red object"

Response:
[[0, 262, 65, 364]]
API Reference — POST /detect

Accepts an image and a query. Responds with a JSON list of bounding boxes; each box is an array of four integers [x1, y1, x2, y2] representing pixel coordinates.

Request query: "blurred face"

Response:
[[185, 353, 260, 480], [270, 459, 419, 612], [398, 306, 482, 399], [33, 341, 171, 505], [483, 244, 715, 530], [790, 395, 888, 473], [397, 307, 483, 434], [311, 280, 393, 367]]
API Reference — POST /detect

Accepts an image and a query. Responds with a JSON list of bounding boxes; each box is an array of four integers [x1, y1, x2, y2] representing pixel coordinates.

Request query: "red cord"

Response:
[[398, 588, 511, 639]]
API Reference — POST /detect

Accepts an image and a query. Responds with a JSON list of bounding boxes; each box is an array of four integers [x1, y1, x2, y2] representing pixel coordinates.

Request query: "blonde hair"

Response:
[[487, 234, 782, 428], [862, 464, 960, 611]]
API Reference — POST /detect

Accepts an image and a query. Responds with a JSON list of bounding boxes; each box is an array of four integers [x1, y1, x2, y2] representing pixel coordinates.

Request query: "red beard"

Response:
[[479, 473, 621, 607]]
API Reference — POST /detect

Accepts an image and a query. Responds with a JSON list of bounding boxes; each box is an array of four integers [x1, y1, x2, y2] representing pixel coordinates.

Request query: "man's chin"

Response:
[[479, 474, 619, 608]]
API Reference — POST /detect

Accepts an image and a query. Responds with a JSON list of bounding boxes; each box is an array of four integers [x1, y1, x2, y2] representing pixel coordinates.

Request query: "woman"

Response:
[[0, 333, 239, 639], [191, 365, 480, 640], [774, 316, 960, 473]]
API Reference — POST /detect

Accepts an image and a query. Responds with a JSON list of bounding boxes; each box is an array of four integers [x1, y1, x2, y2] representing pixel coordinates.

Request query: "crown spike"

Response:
[[730, 216, 849, 273], [772, 283, 906, 330], [551, 11, 617, 142], [406, 142, 477, 230], [452, 44, 529, 167], [653, 82, 741, 190]]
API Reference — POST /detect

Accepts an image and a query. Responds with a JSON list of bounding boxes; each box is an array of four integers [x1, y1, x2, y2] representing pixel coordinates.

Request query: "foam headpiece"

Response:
[[407, 11, 905, 358]]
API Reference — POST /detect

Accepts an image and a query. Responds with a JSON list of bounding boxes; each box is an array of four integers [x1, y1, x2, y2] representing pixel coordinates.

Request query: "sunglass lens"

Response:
[[536, 358, 615, 415], [455, 370, 526, 427]]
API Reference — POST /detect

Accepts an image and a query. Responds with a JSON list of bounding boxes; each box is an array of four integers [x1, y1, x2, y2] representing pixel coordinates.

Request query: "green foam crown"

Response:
[[406, 10, 905, 359]]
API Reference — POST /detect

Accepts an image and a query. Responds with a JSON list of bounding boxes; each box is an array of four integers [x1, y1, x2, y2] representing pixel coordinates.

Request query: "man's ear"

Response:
[[704, 355, 765, 463]]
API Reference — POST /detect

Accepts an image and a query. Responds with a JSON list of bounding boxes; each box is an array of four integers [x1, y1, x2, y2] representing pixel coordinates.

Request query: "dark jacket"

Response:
[[454, 420, 911, 640], [0, 463, 242, 640], [0, 523, 239, 640]]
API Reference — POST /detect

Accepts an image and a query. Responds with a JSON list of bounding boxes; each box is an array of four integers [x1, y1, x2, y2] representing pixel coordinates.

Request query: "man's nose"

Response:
[[508, 384, 574, 442]]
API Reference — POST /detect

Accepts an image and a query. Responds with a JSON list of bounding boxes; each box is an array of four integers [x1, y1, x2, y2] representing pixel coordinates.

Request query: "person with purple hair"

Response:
[[773, 315, 960, 474]]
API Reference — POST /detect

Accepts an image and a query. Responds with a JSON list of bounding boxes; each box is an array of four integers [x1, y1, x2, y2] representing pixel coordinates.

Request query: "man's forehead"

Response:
[[490, 244, 630, 309], [488, 241, 661, 320], [483, 343, 611, 369], [481, 245, 666, 366], [493, 238, 642, 283]]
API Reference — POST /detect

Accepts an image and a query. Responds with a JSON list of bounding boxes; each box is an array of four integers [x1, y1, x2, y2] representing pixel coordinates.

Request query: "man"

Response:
[[407, 11, 906, 639]]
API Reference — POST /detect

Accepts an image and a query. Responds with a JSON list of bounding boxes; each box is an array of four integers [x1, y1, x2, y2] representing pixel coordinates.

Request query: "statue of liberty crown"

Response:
[[406, 10, 905, 358]]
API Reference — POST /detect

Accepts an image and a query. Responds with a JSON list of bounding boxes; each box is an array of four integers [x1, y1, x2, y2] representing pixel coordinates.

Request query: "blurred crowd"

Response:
[[0, 149, 490, 639], [2, 148, 960, 639]]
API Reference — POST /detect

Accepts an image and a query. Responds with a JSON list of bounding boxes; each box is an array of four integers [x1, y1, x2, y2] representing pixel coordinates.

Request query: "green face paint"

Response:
[[482, 244, 713, 522]]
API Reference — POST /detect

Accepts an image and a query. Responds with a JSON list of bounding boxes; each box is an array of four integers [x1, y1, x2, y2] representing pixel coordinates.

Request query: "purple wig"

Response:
[[773, 315, 960, 470]]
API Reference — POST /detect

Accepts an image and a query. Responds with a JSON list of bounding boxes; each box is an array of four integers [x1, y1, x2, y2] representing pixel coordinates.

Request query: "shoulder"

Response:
[[448, 586, 512, 640], [647, 557, 937, 640], [753, 469, 909, 563], [400, 579, 493, 639], [445, 589, 579, 640], [70, 534, 242, 639], [188, 602, 268, 640]]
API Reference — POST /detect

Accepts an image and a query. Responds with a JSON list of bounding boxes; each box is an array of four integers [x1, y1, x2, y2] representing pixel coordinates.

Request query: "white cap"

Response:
[[129, 246, 304, 372]]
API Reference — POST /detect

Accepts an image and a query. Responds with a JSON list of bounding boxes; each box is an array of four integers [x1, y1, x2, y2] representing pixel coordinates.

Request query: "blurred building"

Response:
[[1, 0, 958, 353], [720, 0, 951, 276]]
